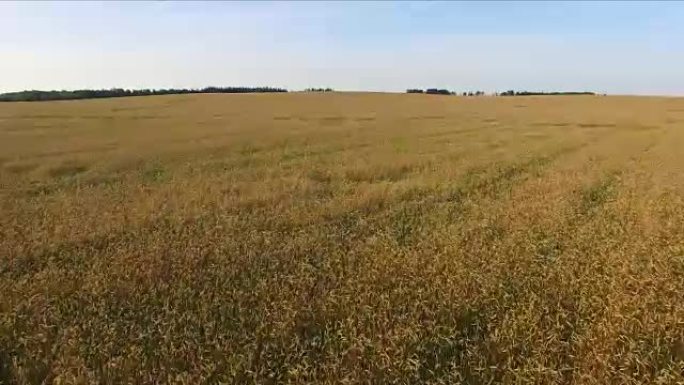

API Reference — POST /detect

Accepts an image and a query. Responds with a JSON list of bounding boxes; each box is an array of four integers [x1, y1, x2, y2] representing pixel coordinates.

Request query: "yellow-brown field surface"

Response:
[[1, 92, 684, 384]]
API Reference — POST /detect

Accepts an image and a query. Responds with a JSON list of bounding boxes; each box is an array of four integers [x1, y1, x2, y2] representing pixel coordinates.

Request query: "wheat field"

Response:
[[1, 92, 684, 384]]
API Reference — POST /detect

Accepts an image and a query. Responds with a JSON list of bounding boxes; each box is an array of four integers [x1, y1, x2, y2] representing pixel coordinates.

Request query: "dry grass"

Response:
[[1, 92, 684, 384]]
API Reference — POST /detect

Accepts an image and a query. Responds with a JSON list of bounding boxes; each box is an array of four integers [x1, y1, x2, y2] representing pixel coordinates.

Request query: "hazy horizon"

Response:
[[2, 1, 684, 96]]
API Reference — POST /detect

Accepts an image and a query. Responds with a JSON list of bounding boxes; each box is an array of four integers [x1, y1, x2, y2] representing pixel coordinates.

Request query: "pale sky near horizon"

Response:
[[2, 1, 684, 95]]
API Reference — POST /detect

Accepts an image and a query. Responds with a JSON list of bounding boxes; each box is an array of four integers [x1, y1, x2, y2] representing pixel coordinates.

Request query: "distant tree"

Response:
[[425, 88, 452, 95], [305, 88, 334, 92], [406, 89, 424, 94]]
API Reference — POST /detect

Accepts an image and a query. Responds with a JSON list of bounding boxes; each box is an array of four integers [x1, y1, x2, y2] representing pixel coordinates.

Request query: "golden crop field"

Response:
[[1, 92, 684, 384]]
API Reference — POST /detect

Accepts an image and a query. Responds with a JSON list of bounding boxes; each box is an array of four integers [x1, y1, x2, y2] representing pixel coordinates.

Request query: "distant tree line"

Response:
[[426, 88, 454, 95], [407, 89, 486, 96], [499, 90, 595, 96], [0, 86, 288, 102], [0, 87, 599, 102], [407, 89, 596, 97], [407, 88, 458, 95], [304, 88, 335, 92]]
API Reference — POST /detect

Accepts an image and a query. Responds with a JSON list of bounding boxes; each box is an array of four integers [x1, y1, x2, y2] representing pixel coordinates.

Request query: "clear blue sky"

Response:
[[2, 1, 683, 95]]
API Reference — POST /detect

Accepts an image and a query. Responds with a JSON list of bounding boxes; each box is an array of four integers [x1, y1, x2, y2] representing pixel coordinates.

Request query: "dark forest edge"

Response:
[[0, 87, 288, 102]]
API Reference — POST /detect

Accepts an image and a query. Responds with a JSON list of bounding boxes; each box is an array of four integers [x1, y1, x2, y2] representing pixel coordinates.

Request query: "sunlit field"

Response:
[[1, 92, 684, 384]]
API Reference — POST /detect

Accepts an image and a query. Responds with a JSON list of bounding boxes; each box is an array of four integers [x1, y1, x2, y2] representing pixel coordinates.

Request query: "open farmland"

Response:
[[1, 92, 684, 384]]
